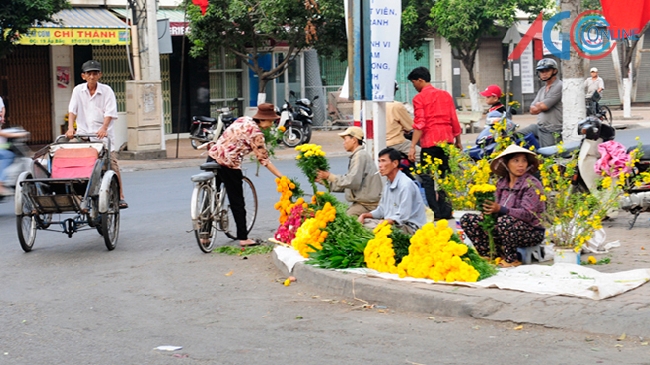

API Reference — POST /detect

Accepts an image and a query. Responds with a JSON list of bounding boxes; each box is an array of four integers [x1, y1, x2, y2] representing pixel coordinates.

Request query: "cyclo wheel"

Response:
[[101, 177, 120, 250], [16, 179, 37, 252], [192, 183, 218, 253], [224, 177, 258, 240]]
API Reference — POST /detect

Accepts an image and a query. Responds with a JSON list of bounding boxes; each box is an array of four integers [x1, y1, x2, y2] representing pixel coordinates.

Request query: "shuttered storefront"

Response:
[[0, 47, 52, 144]]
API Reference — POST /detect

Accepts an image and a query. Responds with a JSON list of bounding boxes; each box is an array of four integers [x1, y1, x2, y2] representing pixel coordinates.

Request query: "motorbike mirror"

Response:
[[313, 95, 319, 101], [290, 90, 296, 97]]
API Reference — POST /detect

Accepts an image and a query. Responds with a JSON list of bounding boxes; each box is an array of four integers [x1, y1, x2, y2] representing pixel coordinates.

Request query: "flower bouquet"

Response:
[[469, 183, 497, 260], [295, 143, 330, 195]]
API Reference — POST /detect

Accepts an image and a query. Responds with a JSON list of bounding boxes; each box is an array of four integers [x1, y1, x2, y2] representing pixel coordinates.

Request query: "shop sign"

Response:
[[15, 28, 130, 46]]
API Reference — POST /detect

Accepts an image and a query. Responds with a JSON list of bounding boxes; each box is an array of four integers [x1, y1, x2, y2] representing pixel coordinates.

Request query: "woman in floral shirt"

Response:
[[208, 103, 283, 246], [460, 145, 546, 267]]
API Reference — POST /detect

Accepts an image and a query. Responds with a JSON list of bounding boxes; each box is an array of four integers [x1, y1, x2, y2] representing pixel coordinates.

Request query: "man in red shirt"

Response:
[[407, 67, 462, 219]]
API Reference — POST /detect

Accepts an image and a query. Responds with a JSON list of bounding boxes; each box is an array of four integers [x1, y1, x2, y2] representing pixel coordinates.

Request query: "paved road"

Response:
[[2, 159, 648, 363]]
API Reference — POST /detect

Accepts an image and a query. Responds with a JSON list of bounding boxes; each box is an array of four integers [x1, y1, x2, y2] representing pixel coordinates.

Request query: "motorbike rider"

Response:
[[0, 119, 29, 196], [480, 84, 506, 114], [517, 58, 563, 148]]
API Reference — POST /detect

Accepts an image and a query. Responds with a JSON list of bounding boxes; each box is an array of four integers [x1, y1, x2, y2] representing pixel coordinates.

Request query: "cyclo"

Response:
[[14, 134, 121, 252]]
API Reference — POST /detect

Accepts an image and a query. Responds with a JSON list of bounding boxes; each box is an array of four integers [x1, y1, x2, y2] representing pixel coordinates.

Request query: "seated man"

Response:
[[358, 147, 427, 234], [316, 127, 382, 217]]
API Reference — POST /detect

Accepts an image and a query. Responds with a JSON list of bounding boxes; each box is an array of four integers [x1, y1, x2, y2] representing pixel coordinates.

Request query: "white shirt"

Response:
[[68, 82, 118, 151]]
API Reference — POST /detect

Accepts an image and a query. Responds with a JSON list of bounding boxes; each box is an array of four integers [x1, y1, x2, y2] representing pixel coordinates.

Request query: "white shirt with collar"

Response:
[[68, 82, 118, 151]]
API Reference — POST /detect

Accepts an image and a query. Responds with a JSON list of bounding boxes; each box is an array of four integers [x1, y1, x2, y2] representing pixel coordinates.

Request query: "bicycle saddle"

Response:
[[200, 162, 221, 171]]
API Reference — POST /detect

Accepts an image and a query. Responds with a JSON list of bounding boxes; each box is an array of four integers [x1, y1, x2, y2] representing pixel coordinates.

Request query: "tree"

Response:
[[429, 0, 551, 111], [0, 0, 69, 58], [187, 0, 333, 102]]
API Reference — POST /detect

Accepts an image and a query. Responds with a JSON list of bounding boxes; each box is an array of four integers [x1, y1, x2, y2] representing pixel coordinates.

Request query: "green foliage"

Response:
[[306, 198, 373, 269], [389, 229, 411, 265], [214, 244, 274, 255], [0, 0, 69, 58], [428, 0, 552, 84], [187, 0, 333, 93]]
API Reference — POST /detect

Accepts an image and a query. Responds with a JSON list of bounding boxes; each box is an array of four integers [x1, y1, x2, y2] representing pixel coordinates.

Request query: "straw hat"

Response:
[[490, 144, 539, 177], [252, 103, 280, 120]]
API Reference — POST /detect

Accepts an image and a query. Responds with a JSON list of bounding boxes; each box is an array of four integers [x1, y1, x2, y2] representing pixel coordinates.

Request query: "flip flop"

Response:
[[498, 260, 522, 268], [119, 200, 129, 209]]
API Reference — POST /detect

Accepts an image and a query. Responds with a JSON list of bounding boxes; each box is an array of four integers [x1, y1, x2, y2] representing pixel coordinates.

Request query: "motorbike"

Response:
[[0, 127, 31, 202], [278, 91, 319, 147], [465, 110, 539, 160], [538, 117, 650, 229], [189, 103, 237, 149]]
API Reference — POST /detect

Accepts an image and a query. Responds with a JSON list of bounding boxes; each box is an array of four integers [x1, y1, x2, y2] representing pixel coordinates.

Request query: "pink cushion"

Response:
[[51, 148, 99, 179]]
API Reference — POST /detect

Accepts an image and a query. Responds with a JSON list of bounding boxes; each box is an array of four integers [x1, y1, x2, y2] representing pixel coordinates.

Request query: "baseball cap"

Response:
[[82, 60, 102, 73], [590, 67, 598, 72], [338, 126, 364, 140], [480, 84, 502, 98]]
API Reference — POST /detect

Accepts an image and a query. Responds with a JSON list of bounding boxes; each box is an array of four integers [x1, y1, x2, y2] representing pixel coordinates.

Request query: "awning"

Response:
[[17, 8, 129, 46], [111, 8, 190, 36]]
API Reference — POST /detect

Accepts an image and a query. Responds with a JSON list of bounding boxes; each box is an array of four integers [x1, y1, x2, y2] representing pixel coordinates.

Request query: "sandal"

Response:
[[119, 200, 129, 209], [498, 260, 522, 268]]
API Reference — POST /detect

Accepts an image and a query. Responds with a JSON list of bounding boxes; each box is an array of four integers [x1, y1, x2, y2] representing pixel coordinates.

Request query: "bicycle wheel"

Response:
[[224, 177, 258, 240], [191, 183, 218, 253], [599, 105, 612, 125]]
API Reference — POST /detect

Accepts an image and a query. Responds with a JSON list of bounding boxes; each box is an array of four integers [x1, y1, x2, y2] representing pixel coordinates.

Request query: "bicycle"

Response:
[[586, 92, 612, 126], [190, 161, 258, 253]]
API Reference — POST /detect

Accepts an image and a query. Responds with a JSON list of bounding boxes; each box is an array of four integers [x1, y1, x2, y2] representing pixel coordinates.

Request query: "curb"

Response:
[[272, 251, 650, 338]]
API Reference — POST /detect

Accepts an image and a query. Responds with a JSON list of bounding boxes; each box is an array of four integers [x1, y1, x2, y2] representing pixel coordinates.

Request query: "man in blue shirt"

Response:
[[358, 147, 427, 234]]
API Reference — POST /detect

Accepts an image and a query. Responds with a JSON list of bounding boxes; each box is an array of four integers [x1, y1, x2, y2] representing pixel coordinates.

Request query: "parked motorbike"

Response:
[[278, 91, 319, 147], [189, 103, 237, 149], [0, 127, 31, 202]]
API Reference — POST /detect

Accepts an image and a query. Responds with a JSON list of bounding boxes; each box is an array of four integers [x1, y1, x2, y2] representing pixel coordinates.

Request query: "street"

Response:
[[0, 158, 649, 364]]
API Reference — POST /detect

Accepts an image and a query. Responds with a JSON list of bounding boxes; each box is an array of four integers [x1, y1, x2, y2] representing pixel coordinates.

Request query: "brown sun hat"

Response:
[[252, 103, 279, 121], [490, 144, 540, 177]]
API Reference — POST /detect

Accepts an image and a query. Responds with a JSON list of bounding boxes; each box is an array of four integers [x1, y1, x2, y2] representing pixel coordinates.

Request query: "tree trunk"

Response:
[[560, 0, 585, 144]]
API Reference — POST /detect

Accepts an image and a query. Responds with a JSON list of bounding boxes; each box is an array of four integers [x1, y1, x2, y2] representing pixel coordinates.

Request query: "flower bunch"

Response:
[[537, 150, 621, 252], [274, 203, 308, 244], [295, 143, 330, 195], [291, 202, 337, 258], [396, 220, 480, 282], [364, 221, 398, 273], [620, 139, 650, 190], [469, 183, 497, 259], [274, 176, 305, 224], [262, 126, 286, 157], [413, 144, 493, 211]]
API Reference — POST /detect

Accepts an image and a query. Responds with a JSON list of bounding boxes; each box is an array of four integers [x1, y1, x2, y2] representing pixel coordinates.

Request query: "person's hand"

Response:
[[408, 146, 416, 162], [530, 103, 540, 115], [482, 199, 500, 215], [65, 128, 75, 139], [96, 126, 108, 139], [454, 140, 463, 150], [316, 170, 330, 181], [357, 213, 370, 224]]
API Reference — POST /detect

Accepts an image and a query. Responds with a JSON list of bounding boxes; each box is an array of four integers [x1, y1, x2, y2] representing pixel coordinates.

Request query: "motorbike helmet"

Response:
[[536, 58, 558, 81]]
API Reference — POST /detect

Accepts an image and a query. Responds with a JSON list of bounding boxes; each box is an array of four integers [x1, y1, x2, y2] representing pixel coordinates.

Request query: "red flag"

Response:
[[601, 0, 650, 36], [191, 0, 209, 15]]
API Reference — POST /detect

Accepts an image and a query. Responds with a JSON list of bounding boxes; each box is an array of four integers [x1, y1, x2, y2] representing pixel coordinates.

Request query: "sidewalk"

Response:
[[120, 111, 650, 338]]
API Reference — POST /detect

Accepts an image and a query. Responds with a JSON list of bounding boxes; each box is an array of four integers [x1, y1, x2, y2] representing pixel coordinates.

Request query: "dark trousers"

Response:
[[215, 165, 248, 240], [420, 146, 452, 219]]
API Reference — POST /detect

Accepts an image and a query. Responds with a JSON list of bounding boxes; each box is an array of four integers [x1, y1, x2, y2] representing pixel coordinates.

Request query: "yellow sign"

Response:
[[16, 28, 130, 46]]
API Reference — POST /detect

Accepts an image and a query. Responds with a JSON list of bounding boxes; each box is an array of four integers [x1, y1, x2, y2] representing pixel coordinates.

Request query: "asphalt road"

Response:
[[0, 158, 648, 364]]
